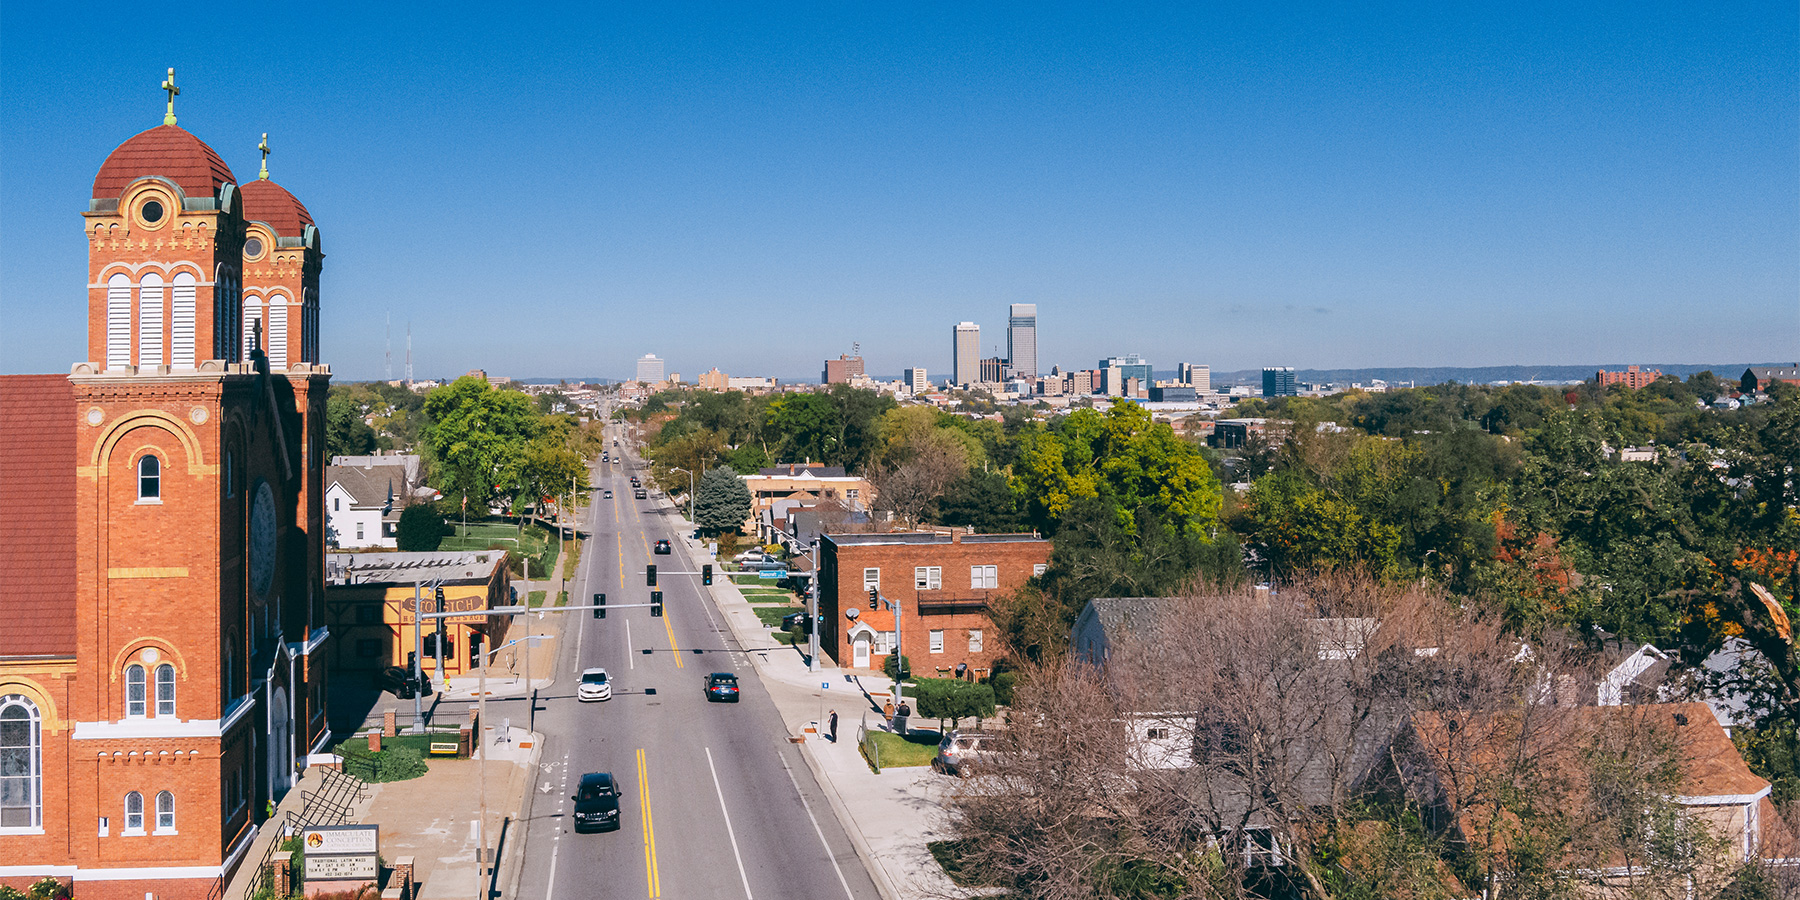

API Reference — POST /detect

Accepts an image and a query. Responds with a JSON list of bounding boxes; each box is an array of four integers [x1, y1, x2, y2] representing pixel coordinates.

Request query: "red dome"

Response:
[[92, 124, 236, 201], [240, 179, 315, 238]]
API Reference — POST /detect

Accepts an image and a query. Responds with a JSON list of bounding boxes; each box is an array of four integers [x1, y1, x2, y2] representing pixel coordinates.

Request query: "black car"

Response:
[[630, 476, 641, 487], [705, 672, 740, 702], [654, 539, 671, 555], [780, 611, 815, 634], [572, 772, 621, 832], [634, 488, 647, 500], [375, 666, 429, 699]]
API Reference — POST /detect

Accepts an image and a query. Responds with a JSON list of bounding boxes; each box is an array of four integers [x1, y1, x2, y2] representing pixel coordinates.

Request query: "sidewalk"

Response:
[[684, 525, 968, 900]]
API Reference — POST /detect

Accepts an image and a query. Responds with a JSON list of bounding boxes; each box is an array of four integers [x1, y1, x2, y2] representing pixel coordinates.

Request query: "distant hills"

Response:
[[1196, 363, 1790, 387]]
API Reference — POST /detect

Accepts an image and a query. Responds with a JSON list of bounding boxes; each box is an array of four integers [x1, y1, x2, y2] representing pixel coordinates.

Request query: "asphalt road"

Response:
[[510, 429, 882, 900]]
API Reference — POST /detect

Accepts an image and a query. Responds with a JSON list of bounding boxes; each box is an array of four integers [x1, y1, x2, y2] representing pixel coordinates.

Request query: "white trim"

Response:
[[0, 826, 45, 836], [63, 863, 225, 880], [0, 865, 76, 876], [1680, 787, 1770, 805], [308, 728, 334, 756], [219, 692, 258, 732], [74, 717, 226, 740], [222, 821, 259, 873]]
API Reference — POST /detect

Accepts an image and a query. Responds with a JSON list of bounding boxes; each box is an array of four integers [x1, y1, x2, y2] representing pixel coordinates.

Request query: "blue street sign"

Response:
[[758, 569, 786, 580]]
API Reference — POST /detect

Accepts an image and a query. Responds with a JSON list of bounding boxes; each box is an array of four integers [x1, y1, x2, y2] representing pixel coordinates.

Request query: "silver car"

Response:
[[932, 731, 994, 776]]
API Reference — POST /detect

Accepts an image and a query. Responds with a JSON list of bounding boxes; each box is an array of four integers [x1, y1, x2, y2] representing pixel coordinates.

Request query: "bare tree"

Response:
[[870, 427, 969, 527]]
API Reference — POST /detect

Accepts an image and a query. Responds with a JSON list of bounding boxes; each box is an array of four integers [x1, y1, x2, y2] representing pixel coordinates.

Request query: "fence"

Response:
[[858, 721, 881, 774]]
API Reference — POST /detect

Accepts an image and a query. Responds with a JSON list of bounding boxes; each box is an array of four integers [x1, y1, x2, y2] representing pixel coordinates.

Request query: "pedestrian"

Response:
[[828, 709, 839, 743], [883, 697, 895, 723]]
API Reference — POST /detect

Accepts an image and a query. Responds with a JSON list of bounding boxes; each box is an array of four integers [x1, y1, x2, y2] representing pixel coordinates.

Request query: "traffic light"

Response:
[[434, 585, 445, 607], [646, 564, 657, 586], [869, 587, 879, 610], [593, 593, 606, 619], [702, 564, 713, 586], [651, 591, 664, 617]]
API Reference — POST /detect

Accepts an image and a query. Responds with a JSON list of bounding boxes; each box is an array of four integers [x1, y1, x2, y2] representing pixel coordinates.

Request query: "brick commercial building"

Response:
[[822, 354, 865, 385], [0, 79, 331, 897], [818, 531, 1051, 680], [1596, 365, 1663, 389], [739, 463, 872, 533], [324, 551, 511, 680]]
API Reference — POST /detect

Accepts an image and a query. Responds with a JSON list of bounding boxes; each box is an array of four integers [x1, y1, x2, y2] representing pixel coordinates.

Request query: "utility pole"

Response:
[[807, 539, 821, 673], [411, 583, 425, 732]]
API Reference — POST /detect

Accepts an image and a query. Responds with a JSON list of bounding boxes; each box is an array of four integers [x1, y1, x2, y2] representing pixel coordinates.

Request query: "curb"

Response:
[[495, 731, 544, 900]]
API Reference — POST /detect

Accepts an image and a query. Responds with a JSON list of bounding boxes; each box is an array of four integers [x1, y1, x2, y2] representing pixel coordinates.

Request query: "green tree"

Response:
[[326, 390, 377, 458], [422, 377, 542, 511], [396, 504, 447, 552], [911, 678, 996, 731], [932, 470, 1025, 532], [694, 465, 752, 535]]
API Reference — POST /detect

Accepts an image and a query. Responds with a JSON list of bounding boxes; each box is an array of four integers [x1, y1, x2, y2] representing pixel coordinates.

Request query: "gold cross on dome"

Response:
[[161, 68, 180, 126], [259, 133, 270, 180]]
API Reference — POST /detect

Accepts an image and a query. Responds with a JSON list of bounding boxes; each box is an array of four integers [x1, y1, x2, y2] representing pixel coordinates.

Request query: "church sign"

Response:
[[301, 824, 379, 883]]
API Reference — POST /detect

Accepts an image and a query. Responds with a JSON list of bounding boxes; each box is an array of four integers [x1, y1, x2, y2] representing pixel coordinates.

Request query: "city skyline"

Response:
[[2, 4, 1795, 381]]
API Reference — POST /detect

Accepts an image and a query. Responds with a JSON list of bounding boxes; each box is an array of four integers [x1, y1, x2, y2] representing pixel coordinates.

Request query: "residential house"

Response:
[[819, 530, 1050, 679], [740, 462, 872, 534], [325, 463, 403, 548]]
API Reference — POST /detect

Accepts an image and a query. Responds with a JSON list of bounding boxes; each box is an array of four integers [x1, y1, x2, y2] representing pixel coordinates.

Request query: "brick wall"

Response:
[[820, 532, 1050, 679]]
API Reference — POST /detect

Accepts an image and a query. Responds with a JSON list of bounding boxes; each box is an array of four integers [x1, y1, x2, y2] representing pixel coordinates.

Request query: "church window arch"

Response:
[[137, 271, 165, 367], [155, 664, 176, 717], [171, 271, 197, 369], [106, 273, 131, 370], [0, 695, 41, 830], [123, 791, 144, 833], [155, 791, 175, 832], [137, 454, 161, 502], [125, 664, 147, 717]]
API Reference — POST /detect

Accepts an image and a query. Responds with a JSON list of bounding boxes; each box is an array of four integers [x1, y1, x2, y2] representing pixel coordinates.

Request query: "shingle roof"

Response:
[[239, 178, 314, 237], [0, 376, 77, 657], [92, 125, 236, 201], [327, 465, 399, 517]]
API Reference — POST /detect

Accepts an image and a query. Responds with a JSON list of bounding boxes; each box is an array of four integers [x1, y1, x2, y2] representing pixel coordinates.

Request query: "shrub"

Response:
[[370, 746, 427, 782], [0, 888, 25, 900], [989, 671, 1018, 707], [912, 677, 996, 731], [396, 504, 447, 552]]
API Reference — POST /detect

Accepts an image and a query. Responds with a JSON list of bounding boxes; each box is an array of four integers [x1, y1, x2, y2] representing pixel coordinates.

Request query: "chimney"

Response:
[[951, 528, 962, 544]]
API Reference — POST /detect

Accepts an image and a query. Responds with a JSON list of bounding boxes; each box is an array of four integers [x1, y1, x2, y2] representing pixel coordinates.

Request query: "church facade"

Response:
[[0, 75, 332, 899]]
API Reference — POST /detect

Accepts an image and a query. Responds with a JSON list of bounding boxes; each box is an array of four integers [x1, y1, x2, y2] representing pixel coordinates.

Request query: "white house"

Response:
[[325, 464, 403, 548]]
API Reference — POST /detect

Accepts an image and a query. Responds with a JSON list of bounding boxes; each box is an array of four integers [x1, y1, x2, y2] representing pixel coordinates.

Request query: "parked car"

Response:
[[577, 668, 613, 702], [734, 549, 768, 563], [704, 672, 740, 702], [375, 666, 429, 699], [654, 540, 671, 555], [572, 772, 622, 832], [780, 611, 817, 634], [933, 731, 995, 777]]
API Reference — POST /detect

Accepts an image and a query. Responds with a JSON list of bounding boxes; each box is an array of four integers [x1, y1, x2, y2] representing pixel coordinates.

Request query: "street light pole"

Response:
[[806, 539, 820, 673]]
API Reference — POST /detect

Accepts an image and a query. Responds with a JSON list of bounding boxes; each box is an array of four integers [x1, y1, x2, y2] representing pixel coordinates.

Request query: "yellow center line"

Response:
[[637, 748, 661, 898], [636, 506, 684, 668]]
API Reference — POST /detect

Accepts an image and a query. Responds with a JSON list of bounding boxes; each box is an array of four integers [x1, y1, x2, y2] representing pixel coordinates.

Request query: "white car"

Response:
[[577, 668, 612, 702]]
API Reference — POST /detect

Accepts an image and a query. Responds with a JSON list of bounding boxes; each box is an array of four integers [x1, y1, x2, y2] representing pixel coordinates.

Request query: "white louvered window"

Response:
[[862, 568, 880, 591], [929, 630, 944, 653], [914, 566, 941, 590], [243, 299, 263, 360], [268, 301, 288, 369], [106, 273, 132, 370], [970, 565, 998, 590], [137, 272, 164, 367], [170, 273, 196, 369]]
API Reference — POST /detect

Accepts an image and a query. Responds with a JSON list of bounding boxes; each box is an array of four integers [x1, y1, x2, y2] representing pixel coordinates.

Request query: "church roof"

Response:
[[240, 178, 315, 237], [92, 124, 236, 201], [0, 375, 78, 657]]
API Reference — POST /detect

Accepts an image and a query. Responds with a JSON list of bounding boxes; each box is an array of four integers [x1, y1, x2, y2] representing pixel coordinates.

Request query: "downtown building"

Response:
[[952, 322, 980, 387], [1006, 304, 1037, 381], [1263, 366, 1298, 397], [0, 86, 331, 896]]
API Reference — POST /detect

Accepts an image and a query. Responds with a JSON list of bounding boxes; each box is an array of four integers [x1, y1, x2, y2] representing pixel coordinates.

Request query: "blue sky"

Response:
[[2, 2, 1794, 381]]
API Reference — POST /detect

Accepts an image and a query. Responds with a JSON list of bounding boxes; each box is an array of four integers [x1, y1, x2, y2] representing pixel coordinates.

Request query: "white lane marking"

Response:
[[626, 621, 634, 670], [706, 747, 755, 900], [778, 750, 857, 900], [545, 839, 560, 900]]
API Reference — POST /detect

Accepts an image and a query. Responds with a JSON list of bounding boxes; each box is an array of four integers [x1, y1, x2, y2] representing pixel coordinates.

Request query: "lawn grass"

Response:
[[864, 729, 939, 769], [752, 606, 794, 626], [527, 590, 547, 608], [556, 591, 569, 607], [771, 630, 800, 645], [439, 519, 559, 576]]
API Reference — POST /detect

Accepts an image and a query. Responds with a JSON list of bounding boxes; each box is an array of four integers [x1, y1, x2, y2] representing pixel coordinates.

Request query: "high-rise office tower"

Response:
[[1007, 303, 1038, 380], [903, 367, 929, 393], [1263, 366, 1297, 397], [1100, 354, 1153, 392], [1178, 363, 1212, 392], [953, 322, 980, 386], [636, 353, 665, 384]]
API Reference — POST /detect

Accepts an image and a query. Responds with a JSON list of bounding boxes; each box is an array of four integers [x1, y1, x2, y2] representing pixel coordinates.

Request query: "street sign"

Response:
[[758, 569, 786, 580]]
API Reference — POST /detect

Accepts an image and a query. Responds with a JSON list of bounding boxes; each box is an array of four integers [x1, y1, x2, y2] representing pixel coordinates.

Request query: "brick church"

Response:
[[0, 73, 331, 898]]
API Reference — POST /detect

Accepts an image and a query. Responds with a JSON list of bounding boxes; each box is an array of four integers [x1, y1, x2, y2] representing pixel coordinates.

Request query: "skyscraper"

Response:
[[1178, 363, 1212, 392], [953, 322, 980, 386], [1263, 366, 1297, 397], [1100, 354, 1153, 393], [1007, 303, 1038, 380], [637, 353, 665, 384], [903, 367, 929, 393]]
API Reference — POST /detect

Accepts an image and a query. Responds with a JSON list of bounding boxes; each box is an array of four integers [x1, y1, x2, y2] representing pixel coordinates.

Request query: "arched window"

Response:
[[171, 272, 197, 369], [124, 791, 143, 832], [155, 791, 175, 832], [138, 456, 161, 501], [125, 664, 147, 717], [155, 664, 176, 717], [138, 272, 165, 367], [0, 696, 41, 829], [106, 273, 131, 370]]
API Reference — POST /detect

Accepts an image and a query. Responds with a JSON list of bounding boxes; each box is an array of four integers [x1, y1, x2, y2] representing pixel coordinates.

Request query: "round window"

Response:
[[244, 237, 264, 258], [140, 200, 165, 224]]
